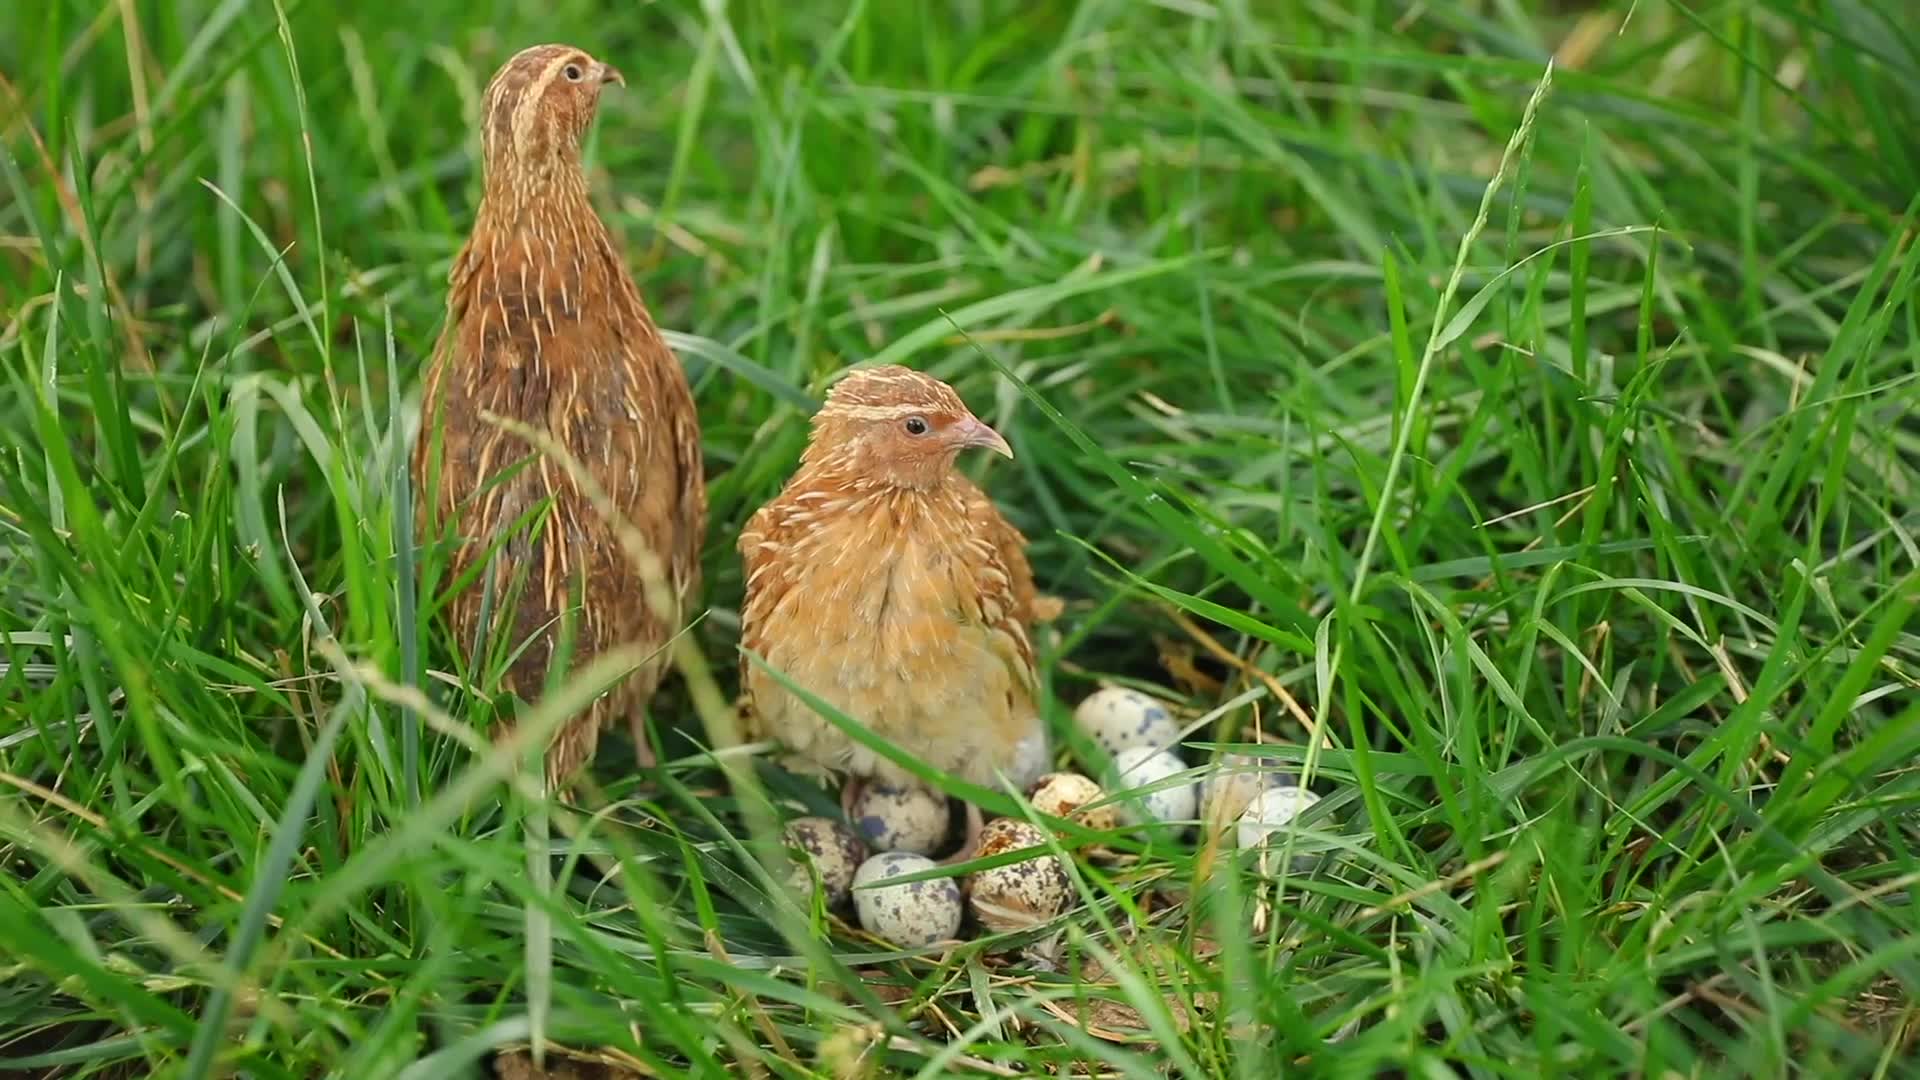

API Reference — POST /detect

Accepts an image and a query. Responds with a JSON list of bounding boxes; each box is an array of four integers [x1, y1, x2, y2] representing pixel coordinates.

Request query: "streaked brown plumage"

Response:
[[412, 43, 706, 789], [737, 365, 1054, 862]]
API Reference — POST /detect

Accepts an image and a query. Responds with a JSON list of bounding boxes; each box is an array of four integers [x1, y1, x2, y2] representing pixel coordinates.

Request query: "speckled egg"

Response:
[[1005, 729, 1053, 793], [851, 852, 963, 947], [1029, 771, 1120, 834], [1202, 754, 1293, 828], [1074, 687, 1181, 757], [849, 780, 950, 855], [966, 818, 1071, 933], [1236, 786, 1321, 848], [781, 816, 867, 908], [1108, 746, 1197, 827]]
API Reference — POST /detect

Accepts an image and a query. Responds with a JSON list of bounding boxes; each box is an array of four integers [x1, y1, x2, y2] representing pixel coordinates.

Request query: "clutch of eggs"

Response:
[[1006, 728, 1053, 793], [781, 816, 867, 908], [851, 852, 963, 947], [1236, 785, 1321, 849], [1029, 771, 1119, 835], [965, 818, 1071, 934], [1202, 753, 1296, 826], [848, 780, 950, 856], [1073, 686, 1181, 757], [1107, 745, 1197, 827]]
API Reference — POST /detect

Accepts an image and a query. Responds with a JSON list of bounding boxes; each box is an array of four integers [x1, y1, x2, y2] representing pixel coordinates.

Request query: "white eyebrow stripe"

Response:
[[510, 52, 578, 152], [821, 403, 929, 421]]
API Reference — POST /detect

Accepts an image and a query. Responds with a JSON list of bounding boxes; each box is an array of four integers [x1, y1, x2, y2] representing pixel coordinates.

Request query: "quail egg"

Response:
[[1074, 687, 1181, 757], [1029, 771, 1120, 835], [851, 852, 963, 948], [965, 818, 1072, 933], [780, 816, 866, 908], [1235, 785, 1321, 848], [1201, 754, 1293, 828], [849, 780, 950, 855], [1004, 728, 1053, 793], [1108, 746, 1196, 827]]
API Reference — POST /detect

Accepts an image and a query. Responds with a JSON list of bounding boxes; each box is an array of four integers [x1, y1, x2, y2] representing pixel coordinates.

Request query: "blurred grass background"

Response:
[[3, 0, 1918, 1076]]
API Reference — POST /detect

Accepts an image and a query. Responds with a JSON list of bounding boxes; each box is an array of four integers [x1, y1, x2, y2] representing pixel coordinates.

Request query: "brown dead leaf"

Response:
[[858, 967, 915, 1007], [493, 1047, 651, 1080], [1155, 635, 1224, 697], [1041, 935, 1219, 1045], [1554, 11, 1620, 71]]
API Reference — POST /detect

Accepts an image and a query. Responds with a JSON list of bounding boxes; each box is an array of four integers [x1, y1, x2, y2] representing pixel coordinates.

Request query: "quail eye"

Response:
[[563, 63, 584, 82], [903, 416, 929, 436]]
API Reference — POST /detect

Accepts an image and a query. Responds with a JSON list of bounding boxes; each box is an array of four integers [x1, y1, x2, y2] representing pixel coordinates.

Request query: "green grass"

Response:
[[3, 0, 1919, 1076]]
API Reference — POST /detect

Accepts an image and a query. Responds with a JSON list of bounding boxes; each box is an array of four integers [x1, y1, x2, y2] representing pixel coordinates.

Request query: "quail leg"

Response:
[[936, 802, 986, 867], [629, 710, 656, 770], [839, 776, 868, 821]]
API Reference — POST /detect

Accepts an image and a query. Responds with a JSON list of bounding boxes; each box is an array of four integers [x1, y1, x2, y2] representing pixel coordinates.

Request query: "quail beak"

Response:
[[595, 62, 626, 88], [955, 415, 1014, 460]]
